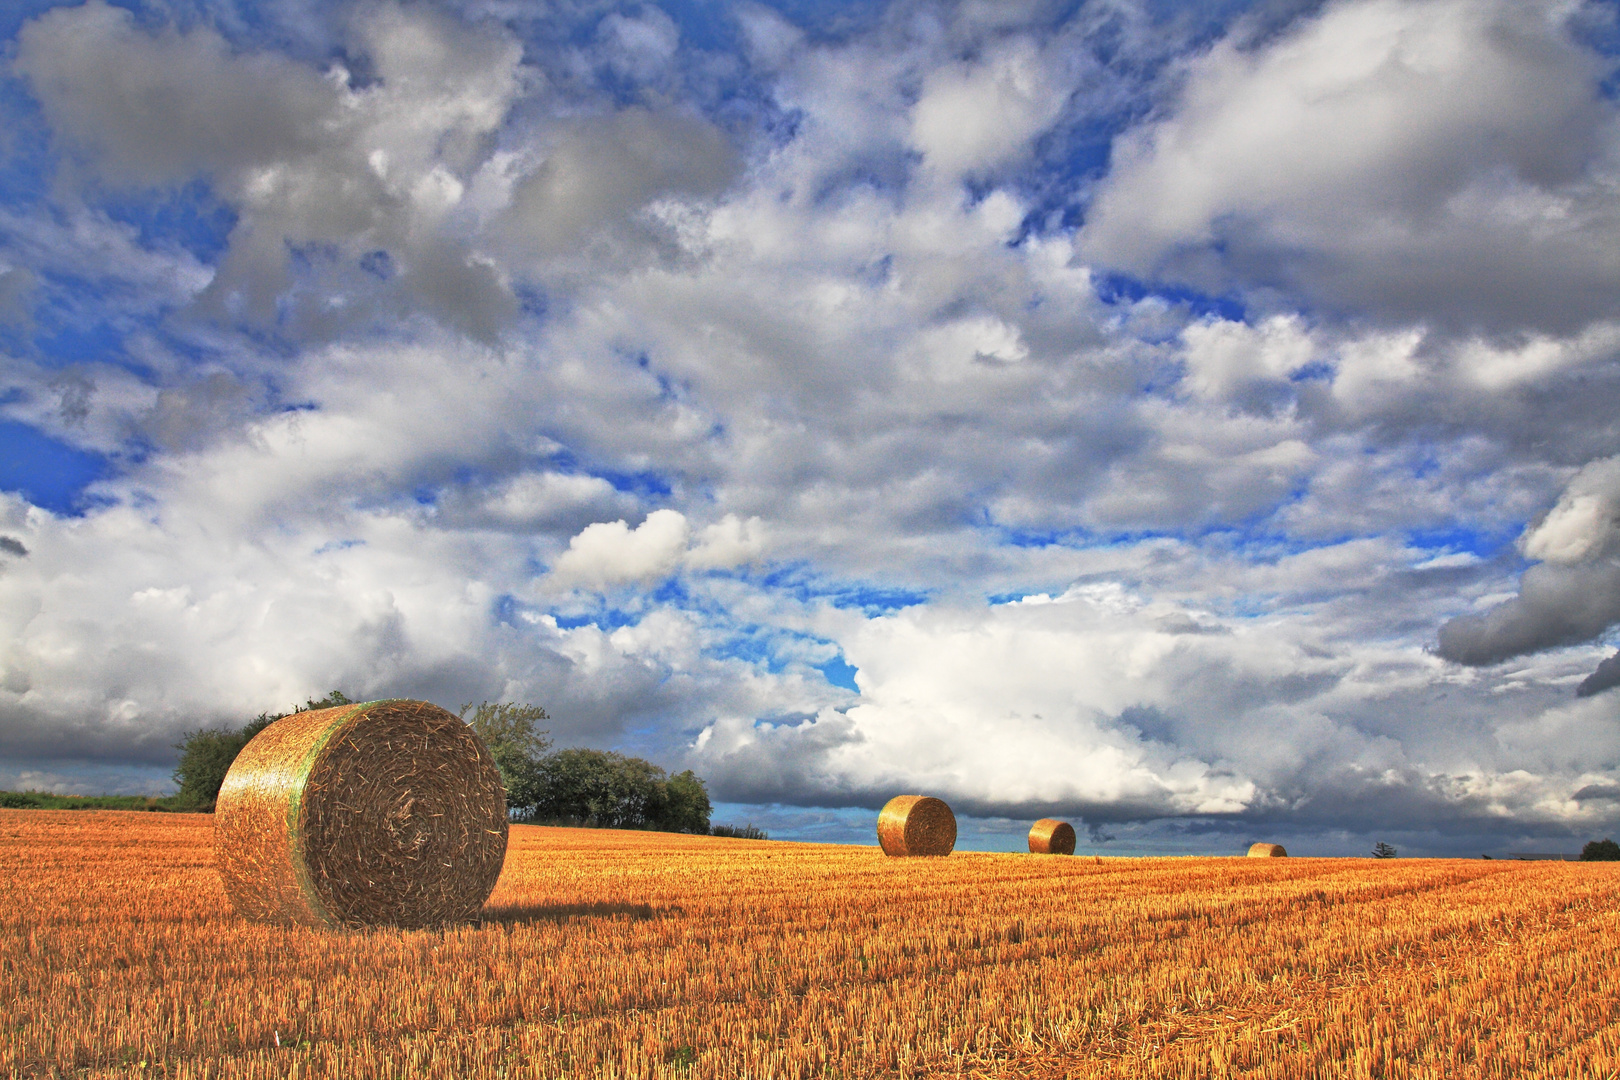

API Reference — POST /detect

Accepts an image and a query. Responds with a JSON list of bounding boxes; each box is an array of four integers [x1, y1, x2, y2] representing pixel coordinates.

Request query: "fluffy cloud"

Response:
[[1081, 0, 1618, 332], [694, 586, 1281, 816], [1179, 315, 1316, 403], [686, 514, 769, 571], [16, 0, 526, 337], [498, 107, 739, 262], [2, 0, 1619, 851], [453, 471, 635, 532], [1438, 456, 1620, 666], [909, 37, 1069, 178], [692, 578, 1620, 836], [550, 510, 766, 588], [551, 509, 693, 588]]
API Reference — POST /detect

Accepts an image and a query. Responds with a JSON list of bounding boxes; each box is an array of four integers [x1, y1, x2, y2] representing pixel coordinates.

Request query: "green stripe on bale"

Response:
[[284, 701, 370, 926], [216, 699, 508, 929]]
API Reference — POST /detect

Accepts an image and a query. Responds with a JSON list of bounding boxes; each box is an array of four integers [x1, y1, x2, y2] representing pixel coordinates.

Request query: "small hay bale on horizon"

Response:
[[1247, 842, 1288, 858], [215, 698, 508, 930], [877, 795, 956, 857], [1028, 818, 1076, 855]]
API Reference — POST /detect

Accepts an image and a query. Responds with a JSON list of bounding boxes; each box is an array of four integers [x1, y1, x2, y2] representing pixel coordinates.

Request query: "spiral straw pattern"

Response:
[[215, 699, 508, 929], [876, 795, 956, 857]]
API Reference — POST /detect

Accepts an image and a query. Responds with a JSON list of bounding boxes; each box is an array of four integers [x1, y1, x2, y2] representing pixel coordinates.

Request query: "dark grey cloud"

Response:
[[14, 0, 340, 184], [1577, 651, 1620, 698], [0, 537, 26, 557], [1438, 456, 1620, 665], [500, 107, 741, 261], [1437, 561, 1620, 666]]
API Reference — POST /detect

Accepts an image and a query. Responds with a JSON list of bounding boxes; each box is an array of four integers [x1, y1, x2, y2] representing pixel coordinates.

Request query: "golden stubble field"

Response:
[[5, 810, 1620, 1079]]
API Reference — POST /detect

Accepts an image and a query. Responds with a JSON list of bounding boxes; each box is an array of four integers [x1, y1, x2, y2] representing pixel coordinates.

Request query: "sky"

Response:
[[2, 0, 1620, 856]]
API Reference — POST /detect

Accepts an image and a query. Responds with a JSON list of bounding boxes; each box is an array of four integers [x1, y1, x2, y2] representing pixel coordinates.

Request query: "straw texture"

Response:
[[215, 699, 508, 929], [1247, 842, 1288, 858], [876, 795, 956, 857], [1028, 818, 1076, 856]]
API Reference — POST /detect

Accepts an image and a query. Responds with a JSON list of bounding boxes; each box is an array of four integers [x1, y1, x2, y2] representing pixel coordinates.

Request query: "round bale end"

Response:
[[877, 795, 956, 857], [215, 699, 508, 929], [1029, 818, 1076, 855]]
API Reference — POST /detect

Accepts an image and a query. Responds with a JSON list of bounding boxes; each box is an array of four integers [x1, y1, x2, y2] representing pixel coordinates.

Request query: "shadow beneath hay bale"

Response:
[[478, 901, 675, 927]]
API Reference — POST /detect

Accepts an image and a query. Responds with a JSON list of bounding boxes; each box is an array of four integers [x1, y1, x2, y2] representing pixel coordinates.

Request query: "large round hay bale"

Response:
[[1028, 818, 1076, 855], [215, 699, 508, 929], [1247, 842, 1287, 858], [877, 795, 956, 857]]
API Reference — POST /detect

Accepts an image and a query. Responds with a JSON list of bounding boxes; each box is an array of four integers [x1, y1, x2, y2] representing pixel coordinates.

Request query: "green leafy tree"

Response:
[[530, 749, 647, 828], [529, 748, 711, 833], [656, 770, 713, 834], [459, 701, 552, 811], [171, 691, 352, 811], [1581, 838, 1620, 861]]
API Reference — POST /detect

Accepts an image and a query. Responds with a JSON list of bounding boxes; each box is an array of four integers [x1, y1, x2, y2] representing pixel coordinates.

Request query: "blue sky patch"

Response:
[[552, 607, 643, 632], [31, 317, 131, 371], [0, 421, 107, 514], [816, 655, 859, 692], [598, 468, 674, 498], [1405, 525, 1521, 561], [105, 180, 237, 265], [754, 563, 928, 614], [1093, 272, 1247, 323], [713, 632, 778, 669]]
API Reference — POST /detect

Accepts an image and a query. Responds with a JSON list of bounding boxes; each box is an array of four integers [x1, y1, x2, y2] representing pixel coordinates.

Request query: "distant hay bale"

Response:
[[1028, 818, 1076, 856], [877, 795, 956, 857], [215, 699, 508, 929], [1247, 842, 1287, 858]]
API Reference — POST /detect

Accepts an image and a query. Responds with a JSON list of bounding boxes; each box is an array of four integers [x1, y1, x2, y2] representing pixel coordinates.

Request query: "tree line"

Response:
[[171, 695, 734, 837], [460, 701, 711, 834]]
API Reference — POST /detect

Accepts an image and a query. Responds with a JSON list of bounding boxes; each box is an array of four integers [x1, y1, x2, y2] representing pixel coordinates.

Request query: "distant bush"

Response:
[[166, 692, 718, 833], [0, 790, 186, 811], [1581, 839, 1620, 861], [1372, 842, 1398, 859], [711, 824, 769, 840], [171, 691, 352, 811], [524, 748, 711, 834]]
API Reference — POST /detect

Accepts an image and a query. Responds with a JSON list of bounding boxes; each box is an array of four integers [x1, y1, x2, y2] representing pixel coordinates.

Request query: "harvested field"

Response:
[[4, 810, 1620, 1078]]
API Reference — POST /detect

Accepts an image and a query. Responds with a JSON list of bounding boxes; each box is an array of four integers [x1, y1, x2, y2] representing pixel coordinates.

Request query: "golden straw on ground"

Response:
[[214, 698, 508, 929], [877, 795, 956, 856], [1029, 818, 1076, 855], [9, 814, 1620, 1079], [1247, 842, 1287, 858]]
